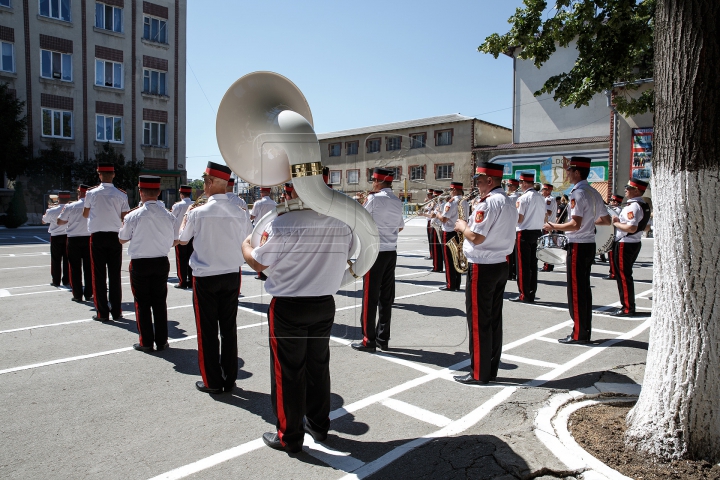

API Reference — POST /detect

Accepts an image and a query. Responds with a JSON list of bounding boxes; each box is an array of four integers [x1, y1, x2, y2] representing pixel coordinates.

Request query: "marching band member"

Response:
[[242, 186, 353, 453], [429, 189, 445, 273], [453, 163, 517, 385], [351, 167, 404, 352], [610, 180, 651, 317], [322, 166, 334, 189], [436, 182, 465, 291], [603, 194, 624, 280], [83, 163, 129, 321], [540, 183, 557, 272], [57, 185, 92, 302], [171, 185, 194, 289], [511, 173, 545, 303], [42, 191, 71, 287], [177, 162, 252, 393], [250, 187, 277, 223], [506, 178, 521, 281], [119, 176, 177, 352], [282, 183, 294, 201], [545, 157, 611, 344], [226, 177, 249, 211], [422, 189, 434, 260]]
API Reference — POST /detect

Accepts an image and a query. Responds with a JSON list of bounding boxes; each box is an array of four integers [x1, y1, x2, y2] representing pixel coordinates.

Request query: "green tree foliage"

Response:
[[0, 83, 29, 182], [187, 179, 204, 190], [4, 181, 28, 228], [24, 142, 76, 212], [479, 0, 655, 115], [73, 143, 143, 190]]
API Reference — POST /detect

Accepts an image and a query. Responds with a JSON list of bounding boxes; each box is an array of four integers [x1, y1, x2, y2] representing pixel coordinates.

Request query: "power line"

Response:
[[187, 60, 216, 115]]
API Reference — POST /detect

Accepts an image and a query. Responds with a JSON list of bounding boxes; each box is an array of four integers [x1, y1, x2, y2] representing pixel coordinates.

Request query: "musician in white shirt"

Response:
[[171, 185, 195, 289], [435, 182, 466, 291], [511, 173, 545, 303], [57, 185, 92, 301], [540, 183, 558, 272]]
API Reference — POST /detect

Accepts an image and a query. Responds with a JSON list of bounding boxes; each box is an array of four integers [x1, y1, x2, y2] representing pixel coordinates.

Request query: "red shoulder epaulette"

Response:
[[117, 187, 126, 194]]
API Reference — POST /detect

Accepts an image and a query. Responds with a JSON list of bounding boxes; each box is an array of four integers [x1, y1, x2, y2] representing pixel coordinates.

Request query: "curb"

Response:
[[534, 384, 641, 479]]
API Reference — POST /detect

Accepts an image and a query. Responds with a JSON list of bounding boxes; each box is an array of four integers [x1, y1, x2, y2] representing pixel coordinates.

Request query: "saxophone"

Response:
[[446, 190, 479, 274]]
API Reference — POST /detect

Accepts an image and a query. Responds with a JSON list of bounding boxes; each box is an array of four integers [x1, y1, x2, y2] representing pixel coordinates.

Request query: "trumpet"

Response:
[[404, 192, 448, 223]]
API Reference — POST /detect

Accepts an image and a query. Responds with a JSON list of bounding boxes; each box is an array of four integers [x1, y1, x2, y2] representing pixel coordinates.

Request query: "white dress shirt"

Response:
[[544, 195, 557, 223], [440, 197, 459, 232], [250, 196, 277, 222], [57, 199, 90, 237], [118, 201, 177, 259], [615, 197, 646, 243], [84, 183, 129, 233], [170, 197, 194, 238], [251, 210, 353, 296], [363, 188, 404, 251], [42, 204, 67, 236], [566, 180, 607, 243], [516, 189, 546, 231], [464, 187, 518, 264], [179, 194, 252, 277], [227, 193, 248, 210]]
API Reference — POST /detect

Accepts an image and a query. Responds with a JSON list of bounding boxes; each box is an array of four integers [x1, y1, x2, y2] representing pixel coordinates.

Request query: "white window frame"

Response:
[[96, 114, 123, 143], [435, 129, 453, 146], [143, 121, 167, 147], [41, 49, 72, 81], [0, 0, 11, 8], [366, 138, 381, 154], [1, 42, 15, 73], [386, 136, 401, 151], [95, 59, 123, 89], [143, 68, 166, 95], [346, 141, 358, 156], [143, 15, 167, 44], [329, 170, 341, 185], [42, 108, 73, 139], [347, 169, 359, 185], [410, 165, 425, 181], [328, 143, 341, 157], [39, 0, 71, 21], [435, 164, 454, 180], [95, 2, 123, 33], [410, 133, 426, 149]]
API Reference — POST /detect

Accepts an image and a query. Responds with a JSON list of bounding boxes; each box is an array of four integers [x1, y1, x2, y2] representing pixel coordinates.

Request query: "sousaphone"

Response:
[[216, 71, 379, 285]]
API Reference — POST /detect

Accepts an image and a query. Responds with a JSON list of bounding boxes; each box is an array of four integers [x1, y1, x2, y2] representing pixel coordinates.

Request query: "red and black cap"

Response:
[[284, 183, 294, 193], [433, 189, 443, 195], [627, 178, 649, 192], [611, 194, 624, 202], [138, 175, 161, 189], [427, 188, 434, 194], [372, 167, 394, 183], [542, 183, 554, 190], [519, 172, 535, 182], [566, 156, 592, 170], [97, 163, 114, 173], [179, 185, 192, 194], [507, 178, 520, 186], [227, 177, 235, 186], [474, 162, 504, 178], [260, 187, 272, 193], [58, 191, 71, 199], [450, 182, 463, 189], [78, 184, 90, 192], [203, 161, 232, 181]]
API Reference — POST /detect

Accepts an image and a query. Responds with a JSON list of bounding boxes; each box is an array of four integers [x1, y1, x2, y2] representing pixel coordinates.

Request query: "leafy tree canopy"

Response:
[[187, 179, 204, 190], [0, 83, 29, 182], [479, 0, 655, 116], [73, 142, 143, 193], [24, 142, 76, 211]]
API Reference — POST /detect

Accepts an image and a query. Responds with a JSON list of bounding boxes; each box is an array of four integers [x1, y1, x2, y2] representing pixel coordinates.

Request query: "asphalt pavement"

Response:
[[0, 222, 652, 479]]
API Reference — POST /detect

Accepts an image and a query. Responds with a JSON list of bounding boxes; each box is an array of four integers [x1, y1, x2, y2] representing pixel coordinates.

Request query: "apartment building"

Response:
[[0, 0, 186, 197], [318, 114, 511, 201]]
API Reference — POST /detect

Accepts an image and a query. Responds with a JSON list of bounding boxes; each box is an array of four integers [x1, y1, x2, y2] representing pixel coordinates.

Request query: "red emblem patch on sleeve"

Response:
[[516, 201, 520, 208], [260, 231, 269, 246], [570, 199, 576, 209], [475, 210, 484, 223], [627, 211, 634, 220], [444, 205, 450, 212]]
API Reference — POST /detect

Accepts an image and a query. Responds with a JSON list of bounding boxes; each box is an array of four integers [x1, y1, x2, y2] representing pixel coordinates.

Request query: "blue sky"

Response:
[[185, 0, 528, 179]]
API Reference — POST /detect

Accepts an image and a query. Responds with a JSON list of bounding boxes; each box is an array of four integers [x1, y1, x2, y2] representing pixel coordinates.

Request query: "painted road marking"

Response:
[[380, 398, 452, 427]]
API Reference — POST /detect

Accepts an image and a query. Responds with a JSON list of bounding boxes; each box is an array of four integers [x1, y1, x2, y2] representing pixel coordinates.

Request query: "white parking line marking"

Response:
[[593, 328, 624, 335], [501, 354, 559, 369], [380, 398, 452, 427], [33, 236, 50, 243], [0, 265, 47, 271], [303, 436, 365, 472], [536, 336, 579, 345]]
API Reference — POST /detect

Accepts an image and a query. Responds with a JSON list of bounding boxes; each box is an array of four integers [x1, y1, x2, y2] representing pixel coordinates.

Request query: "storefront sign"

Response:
[[631, 127, 653, 181]]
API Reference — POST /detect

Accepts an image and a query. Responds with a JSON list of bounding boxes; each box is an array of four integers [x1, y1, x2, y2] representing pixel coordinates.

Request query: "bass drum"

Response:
[[536, 233, 569, 265], [595, 205, 620, 255]]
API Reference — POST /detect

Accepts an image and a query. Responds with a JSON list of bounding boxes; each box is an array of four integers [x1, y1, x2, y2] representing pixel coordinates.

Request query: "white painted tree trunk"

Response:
[[625, 0, 720, 462]]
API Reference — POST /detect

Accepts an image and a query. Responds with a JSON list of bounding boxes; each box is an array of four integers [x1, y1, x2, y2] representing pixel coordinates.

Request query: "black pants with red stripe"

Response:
[[430, 226, 444, 272], [67, 236, 92, 300], [90, 232, 123, 319], [612, 242, 641, 314], [427, 220, 434, 259], [507, 243, 517, 280], [50, 234, 69, 286], [566, 243, 595, 341], [465, 262, 508, 382], [515, 230, 542, 301], [175, 239, 194, 288], [268, 295, 334, 449], [129, 257, 170, 348], [192, 272, 240, 390], [360, 251, 396, 347], [607, 248, 616, 278], [442, 231, 462, 290]]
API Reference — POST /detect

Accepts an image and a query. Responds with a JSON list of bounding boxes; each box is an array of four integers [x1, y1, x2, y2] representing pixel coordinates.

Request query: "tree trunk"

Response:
[[625, 0, 720, 462]]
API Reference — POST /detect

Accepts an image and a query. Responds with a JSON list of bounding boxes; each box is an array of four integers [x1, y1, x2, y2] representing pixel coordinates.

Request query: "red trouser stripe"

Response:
[[175, 245, 183, 287], [268, 298, 287, 445], [618, 243, 630, 313], [516, 231, 524, 299], [192, 277, 208, 386], [608, 250, 616, 277], [362, 271, 371, 346], [66, 240, 74, 292], [128, 261, 142, 346], [89, 236, 99, 312], [571, 244, 580, 340], [471, 264, 481, 380], [443, 232, 451, 288]]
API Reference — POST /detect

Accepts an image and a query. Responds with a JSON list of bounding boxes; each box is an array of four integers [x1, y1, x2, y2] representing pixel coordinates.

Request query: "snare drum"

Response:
[[536, 233, 569, 265]]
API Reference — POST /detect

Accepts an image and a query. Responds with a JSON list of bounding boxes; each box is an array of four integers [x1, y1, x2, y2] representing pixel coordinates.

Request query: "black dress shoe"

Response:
[[430, 269, 444, 273], [351, 342, 376, 353], [262, 432, 302, 453], [155, 342, 170, 351], [453, 374, 489, 385], [303, 418, 328, 442], [558, 335, 589, 345], [602, 275, 616, 280], [195, 381, 222, 394], [424, 256, 432, 260], [610, 309, 635, 317], [508, 296, 522, 302], [71, 297, 83, 303], [112, 314, 124, 321], [439, 286, 458, 291], [50, 283, 60, 287], [92, 315, 110, 322], [173, 284, 186, 289], [223, 383, 237, 393], [85, 296, 93, 302], [377, 341, 389, 351], [133, 343, 154, 353]]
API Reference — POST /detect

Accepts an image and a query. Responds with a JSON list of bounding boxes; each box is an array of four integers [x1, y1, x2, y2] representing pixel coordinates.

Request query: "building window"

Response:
[[143, 121, 166, 147], [347, 169, 359, 184], [1, 42, 14, 73], [435, 129, 453, 146], [435, 164, 454, 180], [143, 16, 167, 44], [386, 136, 401, 151], [0, 0, 10, 8], [95, 59, 122, 88], [329, 170, 341, 185], [96, 114, 122, 143], [366, 138, 381, 154], [409, 165, 425, 181], [42, 108, 72, 139], [143, 69, 166, 95], [389, 166, 401, 181], [41, 49, 72, 81], [328, 143, 341, 157], [95, 3, 123, 33], [346, 141, 358, 155], [39, 0, 71, 21], [410, 133, 426, 149]]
